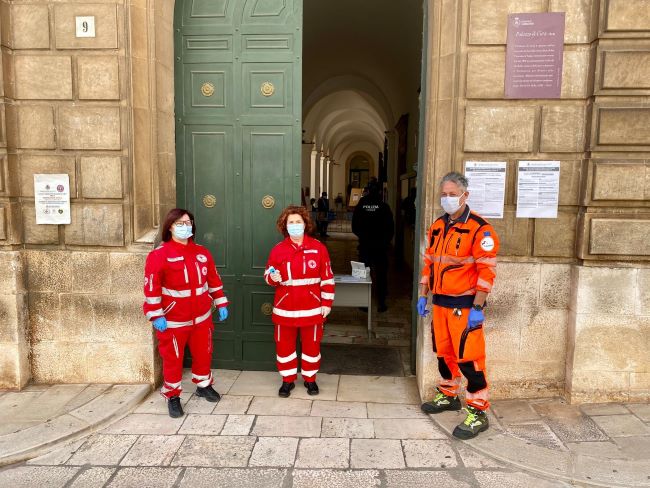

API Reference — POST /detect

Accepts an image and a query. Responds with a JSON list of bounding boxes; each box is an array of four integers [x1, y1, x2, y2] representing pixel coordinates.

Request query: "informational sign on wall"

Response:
[[34, 174, 71, 224], [505, 12, 565, 99], [464, 161, 507, 219], [516, 161, 560, 219]]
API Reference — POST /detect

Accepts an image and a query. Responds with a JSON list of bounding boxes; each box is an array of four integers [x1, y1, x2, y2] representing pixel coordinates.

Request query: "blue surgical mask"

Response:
[[172, 225, 193, 240], [287, 223, 305, 238]]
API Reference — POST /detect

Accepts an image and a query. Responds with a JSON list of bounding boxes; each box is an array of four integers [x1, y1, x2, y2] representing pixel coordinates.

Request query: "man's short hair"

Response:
[[440, 171, 468, 192]]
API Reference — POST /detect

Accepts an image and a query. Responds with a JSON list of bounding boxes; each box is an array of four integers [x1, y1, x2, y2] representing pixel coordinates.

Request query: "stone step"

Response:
[[0, 384, 150, 466]]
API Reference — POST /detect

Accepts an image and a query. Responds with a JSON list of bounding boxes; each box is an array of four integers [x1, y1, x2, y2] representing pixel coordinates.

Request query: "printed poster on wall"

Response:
[[516, 161, 560, 219], [464, 161, 507, 219], [505, 12, 565, 99], [34, 174, 71, 224]]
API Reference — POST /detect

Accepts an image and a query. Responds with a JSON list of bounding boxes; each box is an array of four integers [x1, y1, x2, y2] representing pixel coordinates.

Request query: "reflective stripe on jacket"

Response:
[[265, 236, 335, 327], [143, 239, 228, 328], [420, 206, 499, 308]]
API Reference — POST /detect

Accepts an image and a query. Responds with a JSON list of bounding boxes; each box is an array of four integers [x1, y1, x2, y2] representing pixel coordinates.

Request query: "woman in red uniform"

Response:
[[143, 208, 229, 418], [265, 205, 335, 397]]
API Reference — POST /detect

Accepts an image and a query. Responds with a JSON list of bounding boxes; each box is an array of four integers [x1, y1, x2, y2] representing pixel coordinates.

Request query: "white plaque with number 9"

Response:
[[75, 16, 96, 38]]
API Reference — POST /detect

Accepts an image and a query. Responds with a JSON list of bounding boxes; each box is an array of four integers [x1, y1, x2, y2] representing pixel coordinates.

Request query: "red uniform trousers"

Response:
[[432, 304, 490, 411], [274, 323, 323, 383], [156, 318, 214, 399]]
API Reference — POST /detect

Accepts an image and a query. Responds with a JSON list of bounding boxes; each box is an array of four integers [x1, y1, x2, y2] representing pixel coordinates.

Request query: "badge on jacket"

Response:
[[480, 232, 495, 252], [197, 254, 208, 263], [308, 259, 317, 269]]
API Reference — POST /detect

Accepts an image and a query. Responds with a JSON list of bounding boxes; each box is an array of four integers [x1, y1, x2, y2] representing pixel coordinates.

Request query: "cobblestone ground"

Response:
[[1, 370, 623, 488]]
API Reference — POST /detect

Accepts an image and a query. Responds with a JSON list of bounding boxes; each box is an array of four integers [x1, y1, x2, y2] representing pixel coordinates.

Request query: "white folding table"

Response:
[[332, 275, 373, 333]]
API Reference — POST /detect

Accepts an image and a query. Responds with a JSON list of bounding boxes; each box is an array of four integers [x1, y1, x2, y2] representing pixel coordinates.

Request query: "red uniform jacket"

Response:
[[265, 236, 335, 327], [420, 206, 499, 309], [143, 239, 228, 328]]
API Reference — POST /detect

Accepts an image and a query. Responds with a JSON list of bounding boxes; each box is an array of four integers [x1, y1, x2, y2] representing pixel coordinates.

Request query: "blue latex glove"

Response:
[[218, 307, 228, 322], [468, 308, 484, 330], [417, 296, 429, 317], [153, 317, 167, 332]]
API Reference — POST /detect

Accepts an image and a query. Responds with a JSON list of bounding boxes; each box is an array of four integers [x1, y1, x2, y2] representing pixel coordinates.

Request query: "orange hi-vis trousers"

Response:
[[432, 304, 489, 411]]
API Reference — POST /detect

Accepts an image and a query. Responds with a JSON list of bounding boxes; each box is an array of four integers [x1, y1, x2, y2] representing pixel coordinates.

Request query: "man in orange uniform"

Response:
[[417, 172, 499, 439]]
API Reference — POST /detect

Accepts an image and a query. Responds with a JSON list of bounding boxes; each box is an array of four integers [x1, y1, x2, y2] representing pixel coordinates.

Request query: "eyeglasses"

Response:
[[173, 220, 193, 227]]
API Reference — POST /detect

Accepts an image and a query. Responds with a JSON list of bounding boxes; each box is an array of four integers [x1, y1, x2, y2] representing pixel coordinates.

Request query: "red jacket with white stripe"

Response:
[[143, 239, 228, 328], [265, 236, 335, 327]]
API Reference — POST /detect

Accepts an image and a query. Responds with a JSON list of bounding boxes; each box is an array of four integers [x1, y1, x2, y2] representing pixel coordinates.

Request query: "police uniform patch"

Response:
[[202, 266, 208, 276], [308, 259, 317, 269], [480, 236, 495, 252], [197, 254, 207, 263]]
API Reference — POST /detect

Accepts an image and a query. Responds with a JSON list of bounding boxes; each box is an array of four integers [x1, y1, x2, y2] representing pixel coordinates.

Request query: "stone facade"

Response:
[[0, 0, 648, 403], [418, 0, 649, 403]]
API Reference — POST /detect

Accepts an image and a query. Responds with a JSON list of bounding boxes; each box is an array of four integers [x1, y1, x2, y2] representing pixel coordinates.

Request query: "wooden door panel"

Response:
[[180, 0, 237, 27], [185, 126, 234, 272], [243, 63, 293, 113], [175, 0, 301, 370], [242, 127, 292, 275]]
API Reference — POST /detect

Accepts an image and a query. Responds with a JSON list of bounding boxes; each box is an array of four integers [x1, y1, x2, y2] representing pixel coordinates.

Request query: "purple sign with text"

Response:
[[505, 12, 565, 99]]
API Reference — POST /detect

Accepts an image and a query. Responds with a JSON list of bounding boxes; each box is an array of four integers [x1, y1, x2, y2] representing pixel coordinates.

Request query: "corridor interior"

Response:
[[302, 0, 424, 377]]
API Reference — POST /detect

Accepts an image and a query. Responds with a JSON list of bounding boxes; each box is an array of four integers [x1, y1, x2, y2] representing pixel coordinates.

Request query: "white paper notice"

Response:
[[464, 161, 507, 219], [516, 161, 560, 218], [34, 174, 71, 224]]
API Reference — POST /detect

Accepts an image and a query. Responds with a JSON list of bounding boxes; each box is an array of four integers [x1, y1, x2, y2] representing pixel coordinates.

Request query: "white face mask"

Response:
[[441, 194, 465, 215]]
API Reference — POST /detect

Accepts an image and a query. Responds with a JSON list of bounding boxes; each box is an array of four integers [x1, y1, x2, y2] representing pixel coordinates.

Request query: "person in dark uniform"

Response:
[[352, 181, 394, 312], [317, 192, 330, 238]]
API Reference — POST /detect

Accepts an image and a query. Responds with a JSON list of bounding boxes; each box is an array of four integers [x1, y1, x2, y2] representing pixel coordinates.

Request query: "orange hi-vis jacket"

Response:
[[420, 206, 499, 309]]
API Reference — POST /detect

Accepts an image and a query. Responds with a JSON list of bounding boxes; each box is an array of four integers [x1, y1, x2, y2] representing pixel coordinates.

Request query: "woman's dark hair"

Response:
[[276, 205, 314, 237], [161, 208, 196, 242]]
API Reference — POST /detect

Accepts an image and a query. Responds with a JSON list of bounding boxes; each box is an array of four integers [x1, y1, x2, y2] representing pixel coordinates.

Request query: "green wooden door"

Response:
[[174, 0, 302, 370]]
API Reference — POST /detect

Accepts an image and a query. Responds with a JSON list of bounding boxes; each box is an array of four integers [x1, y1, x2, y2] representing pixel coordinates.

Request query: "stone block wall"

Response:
[[0, 0, 159, 387], [418, 0, 649, 403]]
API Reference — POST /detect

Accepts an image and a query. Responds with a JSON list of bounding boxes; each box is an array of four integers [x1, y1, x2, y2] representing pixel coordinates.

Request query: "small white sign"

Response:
[[34, 174, 71, 225], [516, 161, 560, 219], [75, 16, 96, 38], [464, 161, 507, 219]]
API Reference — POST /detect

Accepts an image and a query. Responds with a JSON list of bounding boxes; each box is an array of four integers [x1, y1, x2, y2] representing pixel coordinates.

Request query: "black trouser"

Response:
[[359, 244, 388, 307], [319, 220, 329, 236]]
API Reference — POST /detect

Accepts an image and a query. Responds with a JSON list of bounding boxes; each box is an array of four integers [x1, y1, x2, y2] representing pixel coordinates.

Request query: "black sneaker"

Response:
[[195, 385, 221, 402], [304, 381, 319, 396], [278, 382, 295, 398], [378, 304, 388, 313], [168, 396, 184, 418], [420, 388, 462, 414], [452, 406, 489, 439]]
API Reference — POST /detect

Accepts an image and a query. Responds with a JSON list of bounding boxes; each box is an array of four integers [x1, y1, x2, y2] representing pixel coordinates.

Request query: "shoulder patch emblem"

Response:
[[308, 259, 317, 269], [201, 266, 208, 276], [196, 254, 207, 263], [144, 276, 149, 286], [480, 236, 495, 252]]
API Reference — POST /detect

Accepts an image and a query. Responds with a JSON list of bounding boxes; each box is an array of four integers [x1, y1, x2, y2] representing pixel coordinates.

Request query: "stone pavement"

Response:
[[1, 370, 648, 487], [0, 383, 150, 466]]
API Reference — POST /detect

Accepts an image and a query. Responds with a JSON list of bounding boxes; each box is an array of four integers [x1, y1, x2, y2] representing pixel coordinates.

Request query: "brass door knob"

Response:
[[262, 195, 275, 209], [203, 194, 217, 208], [261, 303, 273, 316]]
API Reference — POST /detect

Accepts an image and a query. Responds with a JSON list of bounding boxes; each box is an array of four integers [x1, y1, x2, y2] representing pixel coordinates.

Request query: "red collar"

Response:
[[166, 239, 194, 253]]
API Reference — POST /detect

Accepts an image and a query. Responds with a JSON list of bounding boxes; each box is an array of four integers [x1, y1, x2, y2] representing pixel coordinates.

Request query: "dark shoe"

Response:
[[195, 385, 221, 402], [377, 304, 388, 313], [304, 381, 319, 395], [168, 396, 184, 418], [278, 382, 295, 398], [358, 307, 368, 313], [420, 388, 461, 414], [452, 406, 489, 439]]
